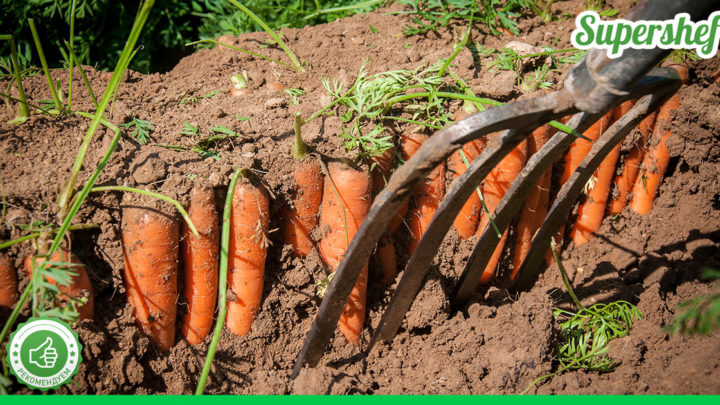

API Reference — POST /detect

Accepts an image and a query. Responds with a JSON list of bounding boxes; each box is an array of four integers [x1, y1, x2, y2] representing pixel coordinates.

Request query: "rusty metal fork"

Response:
[[291, 0, 718, 378]]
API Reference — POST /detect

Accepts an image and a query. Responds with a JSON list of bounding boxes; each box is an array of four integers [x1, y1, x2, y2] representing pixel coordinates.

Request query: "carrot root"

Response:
[[181, 185, 220, 345], [227, 176, 270, 337], [122, 207, 179, 350]]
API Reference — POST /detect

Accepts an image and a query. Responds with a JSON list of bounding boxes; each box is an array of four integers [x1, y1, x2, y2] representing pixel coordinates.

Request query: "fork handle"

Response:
[[566, 0, 719, 113]]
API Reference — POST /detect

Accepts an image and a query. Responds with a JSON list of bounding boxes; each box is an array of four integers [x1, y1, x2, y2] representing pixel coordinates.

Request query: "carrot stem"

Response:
[[0, 283, 32, 348], [438, 28, 470, 77], [185, 39, 291, 69], [55, 0, 155, 220], [63, 40, 98, 109], [28, 18, 62, 114], [226, 0, 305, 72], [550, 238, 584, 311], [0, 35, 29, 124], [89, 186, 199, 238], [0, 224, 99, 251], [195, 168, 244, 395], [292, 112, 309, 159]]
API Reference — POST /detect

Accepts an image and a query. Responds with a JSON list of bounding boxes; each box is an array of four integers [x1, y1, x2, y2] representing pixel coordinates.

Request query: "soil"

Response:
[[1, 0, 719, 395]]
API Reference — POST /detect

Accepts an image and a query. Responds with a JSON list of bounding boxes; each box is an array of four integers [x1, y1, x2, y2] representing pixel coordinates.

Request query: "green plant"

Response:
[[154, 122, 238, 160], [119, 117, 156, 144], [520, 63, 552, 92], [0, 35, 30, 124], [665, 268, 720, 336], [529, 0, 554, 22], [395, 0, 534, 37], [285, 87, 306, 105], [523, 238, 642, 393]]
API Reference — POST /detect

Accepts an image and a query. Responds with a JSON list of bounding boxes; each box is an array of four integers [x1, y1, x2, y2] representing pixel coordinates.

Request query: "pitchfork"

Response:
[[291, 0, 719, 378]]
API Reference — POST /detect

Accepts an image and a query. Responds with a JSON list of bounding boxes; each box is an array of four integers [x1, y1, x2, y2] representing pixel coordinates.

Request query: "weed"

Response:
[[119, 117, 156, 145]]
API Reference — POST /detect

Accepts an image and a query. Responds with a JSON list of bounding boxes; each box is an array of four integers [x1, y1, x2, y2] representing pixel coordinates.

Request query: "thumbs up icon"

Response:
[[29, 337, 58, 369]]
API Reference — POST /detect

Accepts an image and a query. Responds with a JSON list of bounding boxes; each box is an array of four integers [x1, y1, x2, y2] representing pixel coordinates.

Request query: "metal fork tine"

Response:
[[451, 111, 601, 304], [370, 68, 683, 347], [511, 80, 680, 291], [367, 128, 535, 350], [292, 91, 576, 377]]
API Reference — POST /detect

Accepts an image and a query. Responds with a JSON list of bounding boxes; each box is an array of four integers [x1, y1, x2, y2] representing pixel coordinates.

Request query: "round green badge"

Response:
[[5, 317, 82, 391]]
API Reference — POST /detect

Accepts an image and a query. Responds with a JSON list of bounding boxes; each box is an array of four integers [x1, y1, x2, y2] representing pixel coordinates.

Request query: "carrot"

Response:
[[606, 109, 657, 215], [25, 248, 94, 320], [375, 235, 397, 284], [267, 80, 285, 91], [226, 175, 270, 336], [122, 207, 179, 351], [477, 139, 527, 284], [570, 102, 632, 245], [0, 253, 18, 310], [370, 145, 399, 283], [511, 125, 551, 280], [549, 111, 613, 257], [629, 66, 688, 215], [282, 159, 323, 257], [181, 185, 220, 345], [402, 131, 446, 255], [230, 71, 251, 97], [448, 141, 481, 239], [371, 145, 396, 196], [318, 162, 372, 346]]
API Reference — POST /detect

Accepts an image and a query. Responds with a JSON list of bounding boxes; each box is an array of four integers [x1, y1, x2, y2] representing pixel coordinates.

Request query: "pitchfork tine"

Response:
[[511, 74, 681, 291], [291, 91, 576, 377], [370, 68, 682, 350]]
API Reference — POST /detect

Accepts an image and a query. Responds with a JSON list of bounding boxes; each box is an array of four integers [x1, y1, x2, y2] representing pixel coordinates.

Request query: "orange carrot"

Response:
[[371, 145, 396, 196], [181, 185, 220, 345], [227, 175, 270, 336], [570, 102, 633, 245], [318, 162, 372, 346], [550, 111, 613, 255], [477, 139, 527, 284], [511, 125, 551, 279], [607, 109, 657, 215], [401, 131, 446, 255], [282, 159, 323, 257], [629, 66, 688, 215], [25, 248, 94, 320], [448, 141, 481, 239], [375, 235, 397, 284], [0, 253, 18, 310], [122, 208, 179, 350]]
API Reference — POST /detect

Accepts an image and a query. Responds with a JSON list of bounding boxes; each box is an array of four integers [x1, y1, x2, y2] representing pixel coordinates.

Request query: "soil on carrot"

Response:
[[2, 0, 719, 395]]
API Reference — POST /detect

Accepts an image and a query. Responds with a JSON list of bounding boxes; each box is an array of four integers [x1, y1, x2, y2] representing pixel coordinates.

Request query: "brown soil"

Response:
[[1, 0, 719, 395]]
